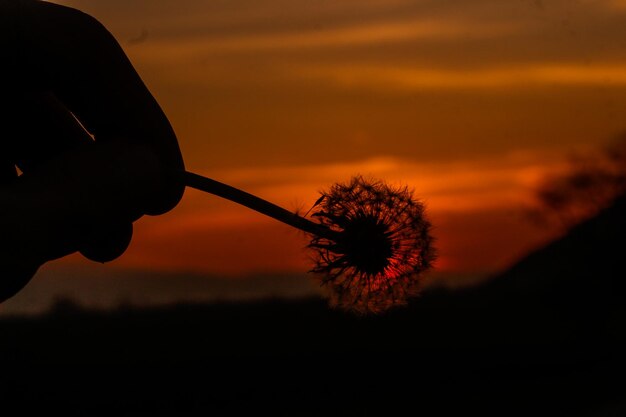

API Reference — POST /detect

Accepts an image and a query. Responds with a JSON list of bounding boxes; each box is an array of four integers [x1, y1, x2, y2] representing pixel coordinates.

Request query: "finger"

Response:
[[7, 91, 93, 173], [20, 1, 185, 215], [12, 140, 160, 264], [5, 91, 135, 263], [79, 221, 133, 263]]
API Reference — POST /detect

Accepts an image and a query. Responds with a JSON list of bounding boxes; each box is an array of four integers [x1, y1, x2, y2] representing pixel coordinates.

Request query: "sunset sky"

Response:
[[4, 0, 626, 313]]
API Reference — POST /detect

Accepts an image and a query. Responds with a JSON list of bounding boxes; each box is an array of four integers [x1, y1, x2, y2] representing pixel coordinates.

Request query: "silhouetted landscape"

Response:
[[1, 196, 625, 416]]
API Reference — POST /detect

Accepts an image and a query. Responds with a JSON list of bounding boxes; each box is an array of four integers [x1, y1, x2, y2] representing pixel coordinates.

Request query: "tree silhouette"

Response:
[[531, 133, 626, 229]]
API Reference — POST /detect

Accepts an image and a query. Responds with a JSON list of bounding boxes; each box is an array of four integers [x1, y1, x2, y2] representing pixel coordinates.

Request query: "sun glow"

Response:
[[61, 151, 566, 276]]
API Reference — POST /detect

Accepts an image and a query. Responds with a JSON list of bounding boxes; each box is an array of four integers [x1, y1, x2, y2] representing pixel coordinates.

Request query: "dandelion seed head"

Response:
[[308, 176, 436, 314]]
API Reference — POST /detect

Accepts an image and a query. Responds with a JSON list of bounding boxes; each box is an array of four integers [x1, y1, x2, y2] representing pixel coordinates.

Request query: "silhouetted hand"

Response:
[[0, 1, 185, 301]]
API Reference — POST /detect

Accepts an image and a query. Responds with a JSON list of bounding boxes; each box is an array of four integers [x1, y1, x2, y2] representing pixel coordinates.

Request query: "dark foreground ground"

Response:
[[0, 288, 624, 417], [1, 198, 625, 416]]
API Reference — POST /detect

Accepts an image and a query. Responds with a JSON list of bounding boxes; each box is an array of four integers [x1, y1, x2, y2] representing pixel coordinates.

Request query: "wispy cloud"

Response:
[[294, 63, 626, 91], [187, 150, 568, 220], [129, 17, 517, 59]]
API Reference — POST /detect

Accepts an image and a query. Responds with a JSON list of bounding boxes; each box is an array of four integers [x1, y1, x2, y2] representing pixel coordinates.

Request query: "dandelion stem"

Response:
[[183, 171, 337, 240]]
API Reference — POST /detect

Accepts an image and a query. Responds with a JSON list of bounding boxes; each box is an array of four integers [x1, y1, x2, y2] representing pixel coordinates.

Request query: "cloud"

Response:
[[293, 63, 626, 92], [128, 18, 518, 56], [168, 150, 569, 238]]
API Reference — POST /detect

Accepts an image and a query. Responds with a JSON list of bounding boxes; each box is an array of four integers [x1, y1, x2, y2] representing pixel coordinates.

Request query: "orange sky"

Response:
[[15, 0, 626, 307]]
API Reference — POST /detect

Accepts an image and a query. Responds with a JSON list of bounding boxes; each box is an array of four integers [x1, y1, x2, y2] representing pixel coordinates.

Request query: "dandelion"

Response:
[[184, 171, 436, 314], [307, 176, 436, 314]]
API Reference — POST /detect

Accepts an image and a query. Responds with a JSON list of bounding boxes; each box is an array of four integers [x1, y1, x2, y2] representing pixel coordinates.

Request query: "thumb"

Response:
[[79, 221, 133, 263]]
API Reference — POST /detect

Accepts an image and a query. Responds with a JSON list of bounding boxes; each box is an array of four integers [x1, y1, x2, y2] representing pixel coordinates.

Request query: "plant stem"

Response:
[[183, 171, 337, 240]]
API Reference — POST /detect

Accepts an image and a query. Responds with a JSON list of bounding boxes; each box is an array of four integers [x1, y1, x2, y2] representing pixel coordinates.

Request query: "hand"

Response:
[[0, 1, 185, 301]]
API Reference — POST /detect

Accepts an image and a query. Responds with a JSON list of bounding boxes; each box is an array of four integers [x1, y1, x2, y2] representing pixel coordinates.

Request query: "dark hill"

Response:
[[482, 194, 626, 309], [1, 197, 625, 416]]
